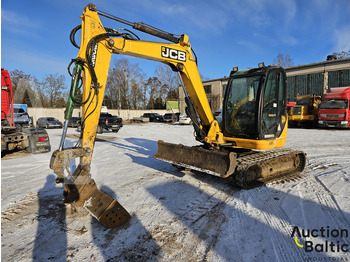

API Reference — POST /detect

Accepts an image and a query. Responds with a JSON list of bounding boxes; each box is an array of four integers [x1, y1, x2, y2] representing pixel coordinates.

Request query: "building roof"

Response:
[[202, 76, 228, 84], [285, 57, 350, 76], [203, 58, 350, 82], [286, 57, 350, 71]]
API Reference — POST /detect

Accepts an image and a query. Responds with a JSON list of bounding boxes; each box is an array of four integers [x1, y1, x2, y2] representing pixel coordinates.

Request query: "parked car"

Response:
[[112, 115, 123, 124], [179, 113, 192, 125], [141, 113, 164, 122], [78, 113, 123, 133], [163, 113, 176, 123], [13, 107, 30, 126], [98, 113, 123, 133], [68, 117, 81, 128], [36, 117, 63, 128]]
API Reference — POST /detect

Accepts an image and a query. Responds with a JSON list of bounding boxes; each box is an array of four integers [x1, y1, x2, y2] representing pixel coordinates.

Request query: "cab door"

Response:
[[258, 68, 287, 139]]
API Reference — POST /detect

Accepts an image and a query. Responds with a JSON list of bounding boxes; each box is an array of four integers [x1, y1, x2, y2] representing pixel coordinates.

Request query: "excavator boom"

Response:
[[50, 4, 306, 228]]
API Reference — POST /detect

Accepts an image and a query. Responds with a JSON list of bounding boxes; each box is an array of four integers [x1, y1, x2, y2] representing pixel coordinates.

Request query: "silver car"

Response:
[[14, 107, 30, 125], [36, 117, 63, 129]]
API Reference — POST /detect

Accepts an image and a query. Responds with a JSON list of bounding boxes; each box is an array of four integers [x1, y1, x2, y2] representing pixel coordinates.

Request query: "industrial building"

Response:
[[179, 57, 350, 114]]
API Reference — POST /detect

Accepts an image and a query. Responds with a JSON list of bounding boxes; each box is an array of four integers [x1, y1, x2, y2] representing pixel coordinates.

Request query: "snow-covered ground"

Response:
[[1, 123, 350, 261]]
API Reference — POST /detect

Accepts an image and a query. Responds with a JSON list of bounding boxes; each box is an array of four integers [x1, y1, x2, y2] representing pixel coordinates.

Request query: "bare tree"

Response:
[[14, 79, 41, 107], [200, 74, 210, 81], [106, 58, 146, 109], [10, 70, 32, 97], [146, 77, 162, 109], [331, 50, 350, 59], [274, 53, 294, 68], [41, 73, 66, 107], [105, 68, 119, 109], [128, 62, 146, 109], [105, 58, 128, 109], [155, 64, 179, 101], [10, 70, 43, 107], [130, 79, 143, 109]]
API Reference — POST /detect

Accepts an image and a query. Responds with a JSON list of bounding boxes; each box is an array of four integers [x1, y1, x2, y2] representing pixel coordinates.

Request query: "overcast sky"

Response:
[[2, 0, 350, 87]]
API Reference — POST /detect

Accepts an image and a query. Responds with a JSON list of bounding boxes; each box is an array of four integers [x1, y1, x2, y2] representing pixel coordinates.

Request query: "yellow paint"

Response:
[[76, 4, 289, 166]]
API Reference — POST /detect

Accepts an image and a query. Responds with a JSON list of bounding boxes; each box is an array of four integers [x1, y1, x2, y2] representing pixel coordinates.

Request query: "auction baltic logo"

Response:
[[291, 226, 349, 253]]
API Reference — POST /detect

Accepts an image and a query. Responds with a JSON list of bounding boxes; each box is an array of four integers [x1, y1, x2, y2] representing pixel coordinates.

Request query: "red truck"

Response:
[[1, 68, 51, 153], [318, 87, 350, 128]]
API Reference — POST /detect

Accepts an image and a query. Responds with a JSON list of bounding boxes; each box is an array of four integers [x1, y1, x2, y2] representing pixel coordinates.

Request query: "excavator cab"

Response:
[[223, 66, 287, 141]]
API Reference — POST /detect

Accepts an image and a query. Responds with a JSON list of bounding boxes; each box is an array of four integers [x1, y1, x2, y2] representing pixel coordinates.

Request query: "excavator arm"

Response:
[[72, 4, 221, 165], [50, 4, 306, 228], [50, 4, 221, 228]]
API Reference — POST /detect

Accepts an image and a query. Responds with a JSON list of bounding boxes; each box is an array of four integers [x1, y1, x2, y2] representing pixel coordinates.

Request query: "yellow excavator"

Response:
[[50, 4, 306, 228]]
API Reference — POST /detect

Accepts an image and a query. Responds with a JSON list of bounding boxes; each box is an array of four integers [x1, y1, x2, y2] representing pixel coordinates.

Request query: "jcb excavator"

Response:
[[50, 4, 306, 228]]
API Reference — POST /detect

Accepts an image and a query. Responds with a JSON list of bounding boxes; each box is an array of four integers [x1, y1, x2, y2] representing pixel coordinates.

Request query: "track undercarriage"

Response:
[[154, 140, 306, 189]]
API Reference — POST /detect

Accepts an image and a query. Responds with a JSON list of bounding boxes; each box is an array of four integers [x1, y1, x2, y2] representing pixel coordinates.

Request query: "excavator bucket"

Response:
[[65, 173, 131, 228], [50, 148, 131, 228], [154, 140, 237, 178]]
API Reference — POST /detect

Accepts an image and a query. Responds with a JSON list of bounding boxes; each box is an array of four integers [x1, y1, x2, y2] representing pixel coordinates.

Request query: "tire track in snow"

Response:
[[307, 155, 350, 172], [290, 152, 350, 259], [145, 179, 243, 261], [298, 171, 350, 246], [179, 177, 245, 261], [210, 190, 249, 262], [247, 187, 306, 261], [305, 154, 350, 220]]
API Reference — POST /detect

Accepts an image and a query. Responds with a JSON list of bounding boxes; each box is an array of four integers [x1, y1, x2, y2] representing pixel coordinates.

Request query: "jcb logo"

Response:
[[161, 47, 186, 62]]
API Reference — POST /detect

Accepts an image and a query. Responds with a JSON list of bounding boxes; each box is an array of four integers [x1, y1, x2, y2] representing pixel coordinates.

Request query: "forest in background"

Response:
[[9, 57, 181, 110]]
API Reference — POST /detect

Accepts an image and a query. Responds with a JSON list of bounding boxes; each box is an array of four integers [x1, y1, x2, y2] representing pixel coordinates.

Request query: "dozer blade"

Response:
[[154, 140, 237, 178]]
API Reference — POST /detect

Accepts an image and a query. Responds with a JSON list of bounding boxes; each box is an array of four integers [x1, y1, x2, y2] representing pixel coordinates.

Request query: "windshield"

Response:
[[320, 99, 348, 109], [47, 118, 58, 121], [296, 97, 312, 105], [14, 108, 25, 113], [224, 75, 261, 137]]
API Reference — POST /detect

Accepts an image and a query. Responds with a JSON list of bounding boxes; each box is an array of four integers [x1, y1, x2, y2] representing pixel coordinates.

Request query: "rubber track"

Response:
[[230, 148, 306, 189]]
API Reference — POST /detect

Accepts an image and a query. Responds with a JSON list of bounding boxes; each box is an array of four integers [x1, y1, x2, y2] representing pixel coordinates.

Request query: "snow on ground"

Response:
[[1, 123, 350, 261]]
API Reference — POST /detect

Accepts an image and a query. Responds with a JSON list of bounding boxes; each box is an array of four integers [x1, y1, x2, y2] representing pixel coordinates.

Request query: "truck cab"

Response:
[[318, 87, 350, 128], [288, 95, 321, 128], [1, 68, 50, 153]]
